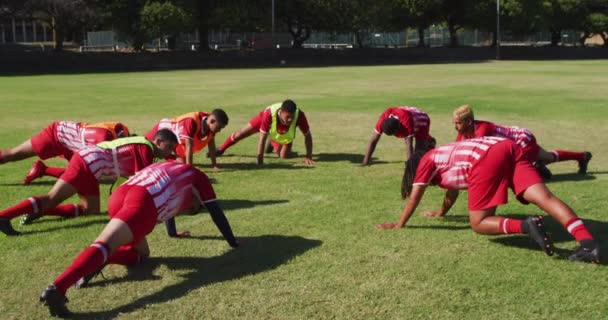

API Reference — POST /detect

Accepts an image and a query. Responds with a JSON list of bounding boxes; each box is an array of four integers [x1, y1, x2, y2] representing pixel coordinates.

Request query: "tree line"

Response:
[[1, 0, 607, 51]]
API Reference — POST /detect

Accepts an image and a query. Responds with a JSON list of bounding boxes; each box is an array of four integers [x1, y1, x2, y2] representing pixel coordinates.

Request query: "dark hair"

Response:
[[280, 99, 297, 114], [154, 128, 178, 144], [401, 152, 424, 199], [212, 109, 229, 127], [381, 117, 400, 136]]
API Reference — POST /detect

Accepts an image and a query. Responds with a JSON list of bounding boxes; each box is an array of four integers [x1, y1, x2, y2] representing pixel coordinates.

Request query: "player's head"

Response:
[[401, 152, 424, 199], [381, 117, 400, 136], [152, 129, 179, 158], [205, 109, 229, 134], [115, 123, 130, 138], [452, 105, 474, 134], [278, 99, 297, 126]]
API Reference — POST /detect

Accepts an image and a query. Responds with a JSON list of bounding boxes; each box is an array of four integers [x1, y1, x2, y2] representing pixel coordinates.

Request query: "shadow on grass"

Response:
[[72, 235, 322, 318], [315, 153, 393, 165], [489, 215, 607, 264], [219, 199, 289, 211], [544, 173, 596, 183], [195, 161, 314, 172], [16, 217, 107, 235]]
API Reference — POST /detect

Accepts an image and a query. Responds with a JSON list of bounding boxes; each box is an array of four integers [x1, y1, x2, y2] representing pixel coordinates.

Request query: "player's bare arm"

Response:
[[376, 184, 427, 230], [304, 132, 315, 165], [362, 132, 381, 166], [424, 189, 459, 217], [257, 133, 268, 166]]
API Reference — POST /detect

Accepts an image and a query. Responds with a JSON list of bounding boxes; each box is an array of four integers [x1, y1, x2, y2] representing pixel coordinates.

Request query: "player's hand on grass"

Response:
[[423, 211, 443, 217], [304, 157, 315, 166], [376, 222, 399, 230], [177, 230, 191, 238]]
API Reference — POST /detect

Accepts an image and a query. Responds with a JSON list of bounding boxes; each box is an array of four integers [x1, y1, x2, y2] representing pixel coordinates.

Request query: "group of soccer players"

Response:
[[0, 100, 600, 317]]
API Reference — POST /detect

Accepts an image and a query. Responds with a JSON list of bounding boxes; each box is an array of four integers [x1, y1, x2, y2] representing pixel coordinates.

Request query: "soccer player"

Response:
[[452, 105, 592, 179], [0, 121, 130, 184], [376, 137, 600, 263], [362, 106, 432, 166], [216, 100, 314, 166], [39, 161, 239, 317], [144, 109, 228, 167], [0, 130, 178, 235]]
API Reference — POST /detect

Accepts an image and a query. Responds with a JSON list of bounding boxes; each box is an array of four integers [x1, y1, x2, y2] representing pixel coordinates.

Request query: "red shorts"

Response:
[[31, 122, 73, 160], [108, 185, 159, 245], [59, 154, 100, 197], [248, 112, 264, 131], [467, 140, 543, 211], [521, 142, 540, 162]]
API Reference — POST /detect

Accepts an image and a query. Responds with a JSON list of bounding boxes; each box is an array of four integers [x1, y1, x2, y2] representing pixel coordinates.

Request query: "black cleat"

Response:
[[523, 215, 554, 256], [569, 240, 600, 263], [534, 161, 552, 180], [207, 148, 224, 158], [0, 218, 20, 236], [74, 264, 106, 289], [40, 285, 71, 318], [265, 143, 274, 154], [578, 152, 592, 175], [20, 213, 42, 225]]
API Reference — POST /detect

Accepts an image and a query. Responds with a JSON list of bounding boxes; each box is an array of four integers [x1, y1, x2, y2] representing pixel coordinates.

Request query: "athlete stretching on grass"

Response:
[[145, 109, 228, 167], [452, 105, 592, 179], [39, 161, 239, 317], [0, 130, 177, 235], [377, 137, 600, 263], [0, 121, 130, 184], [362, 106, 432, 166]]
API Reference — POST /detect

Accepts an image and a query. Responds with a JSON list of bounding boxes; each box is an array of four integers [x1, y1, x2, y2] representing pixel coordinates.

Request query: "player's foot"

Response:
[[40, 284, 71, 317], [523, 215, 554, 256], [0, 218, 20, 236], [20, 213, 42, 225], [207, 148, 224, 158], [569, 240, 600, 263], [24, 160, 47, 185], [578, 152, 592, 175], [534, 161, 552, 180], [74, 264, 106, 289]]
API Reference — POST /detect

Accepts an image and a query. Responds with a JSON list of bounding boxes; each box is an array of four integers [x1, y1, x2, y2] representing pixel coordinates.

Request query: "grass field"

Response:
[[1, 61, 607, 319]]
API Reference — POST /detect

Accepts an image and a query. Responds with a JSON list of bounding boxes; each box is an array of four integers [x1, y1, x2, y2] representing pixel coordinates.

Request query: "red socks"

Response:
[[565, 218, 594, 242], [43, 204, 84, 218], [108, 246, 142, 266], [53, 241, 109, 295], [552, 150, 585, 162], [500, 218, 524, 234], [44, 167, 66, 178], [0, 197, 40, 219], [219, 134, 237, 151]]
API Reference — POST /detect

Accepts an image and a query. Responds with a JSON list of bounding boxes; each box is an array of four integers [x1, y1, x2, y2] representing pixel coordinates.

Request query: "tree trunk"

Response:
[[53, 18, 64, 52], [603, 32, 608, 47], [491, 31, 497, 47], [417, 27, 425, 47], [355, 31, 365, 48], [550, 29, 561, 46], [196, 0, 212, 51], [579, 31, 589, 46], [448, 23, 458, 47]]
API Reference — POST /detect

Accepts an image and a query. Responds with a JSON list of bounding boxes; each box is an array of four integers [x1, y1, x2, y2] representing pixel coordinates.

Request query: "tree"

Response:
[[391, 0, 441, 47], [103, 0, 148, 50], [581, 0, 608, 45], [540, 0, 587, 46], [140, 1, 191, 50], [438, 0, 469, 47]]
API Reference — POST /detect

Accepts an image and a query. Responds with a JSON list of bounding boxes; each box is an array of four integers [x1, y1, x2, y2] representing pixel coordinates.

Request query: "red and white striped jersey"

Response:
[[413, 137, 507, 190], [374, 106, 431, 139], [124, 161, 216, 222], [55, 121, 115, 153], [456, 120, 535, 150], [77, 144, 153, 180]]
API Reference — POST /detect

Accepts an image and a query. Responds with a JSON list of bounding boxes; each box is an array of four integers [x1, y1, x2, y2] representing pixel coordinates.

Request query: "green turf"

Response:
[[1, 61, 607, 319]]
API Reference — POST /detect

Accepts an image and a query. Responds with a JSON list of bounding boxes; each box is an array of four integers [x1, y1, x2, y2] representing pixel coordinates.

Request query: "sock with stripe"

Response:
[[44, 167, 66, 178], [53, 241, 109, 295], [552, 150, 585, 162], [43, 204, 84, 218], [565, 218, 594, 242], [219, 133, 237, 151], [499, 217, 524, 234], [0, 196, 40, 220]]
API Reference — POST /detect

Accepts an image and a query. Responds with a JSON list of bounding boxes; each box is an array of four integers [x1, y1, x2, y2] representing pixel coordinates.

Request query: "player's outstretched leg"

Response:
[[0, 140, 37, 165], [522, 183, 600, 263], [216, 124, 257, 155]]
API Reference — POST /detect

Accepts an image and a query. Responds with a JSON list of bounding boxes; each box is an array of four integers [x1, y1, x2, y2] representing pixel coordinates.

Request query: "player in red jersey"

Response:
[[215, 100, 314, 166], [38, 161, 239, 317], [0, 121, 130, 184], [0, 130, 178, 235], [377, 137, 600, 264], [362, 106, 432, 166], [144, 109, 228, 167], [452, 105, 592, 179]]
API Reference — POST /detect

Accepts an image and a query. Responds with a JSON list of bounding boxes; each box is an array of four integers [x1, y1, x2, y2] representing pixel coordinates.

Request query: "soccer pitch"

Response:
[[0, 61, 607, 319]]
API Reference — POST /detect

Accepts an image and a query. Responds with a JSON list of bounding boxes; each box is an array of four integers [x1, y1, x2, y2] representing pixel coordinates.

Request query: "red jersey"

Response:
[[456, 120, 536, 150], [413, 137, 507, 190], [254, 107, 310, 135], [374, 107, 430, 139], [77, 144, 154, 180], [55, 121, 115, 154], [145, 112, 212, 155], [124, 161, 216, 222]]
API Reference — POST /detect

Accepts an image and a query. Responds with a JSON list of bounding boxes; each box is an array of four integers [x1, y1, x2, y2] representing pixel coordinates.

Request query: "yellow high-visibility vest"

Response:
[[269, 103, 299, 144]]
